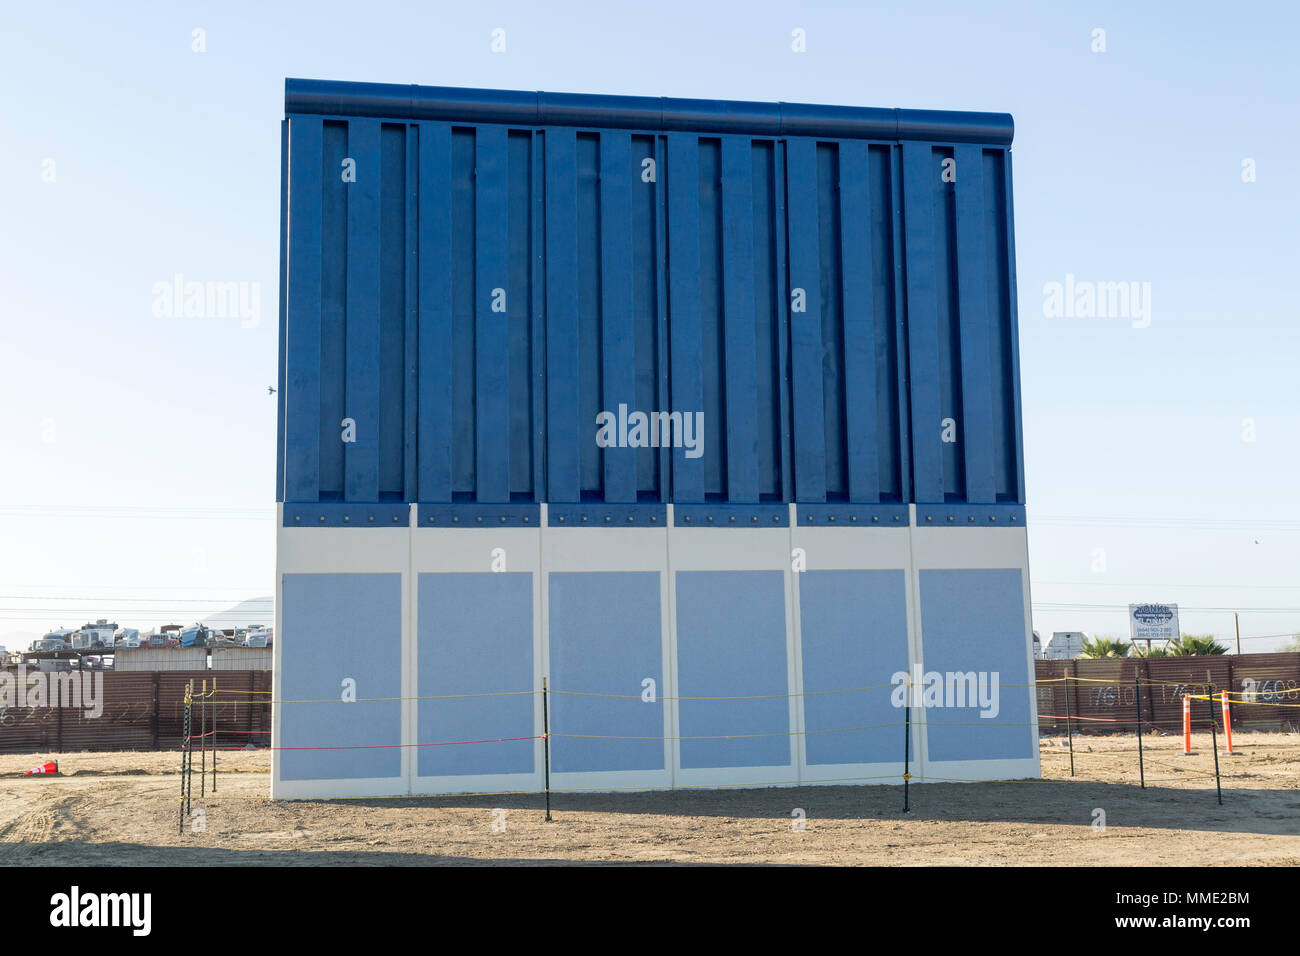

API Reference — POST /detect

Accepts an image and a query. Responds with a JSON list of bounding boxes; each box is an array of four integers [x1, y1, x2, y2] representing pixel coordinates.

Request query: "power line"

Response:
[[1034, 601, 1300, 613], [5, 583, 269, 591], [0, 505, 272, 520], [1030, 513, 1300, 530], [0, 609, 270, 617], [0, 602, 1290, 617], [1036, 580, 1300, 591], [0, 595, 272, 605]]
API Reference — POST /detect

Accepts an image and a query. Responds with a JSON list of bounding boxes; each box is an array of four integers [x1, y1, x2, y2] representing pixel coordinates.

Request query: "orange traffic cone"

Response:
[[24, 760, 58, 775]]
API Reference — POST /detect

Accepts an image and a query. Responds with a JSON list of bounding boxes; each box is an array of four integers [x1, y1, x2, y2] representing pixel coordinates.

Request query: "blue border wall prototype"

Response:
[[273, 80, 1038, 799]]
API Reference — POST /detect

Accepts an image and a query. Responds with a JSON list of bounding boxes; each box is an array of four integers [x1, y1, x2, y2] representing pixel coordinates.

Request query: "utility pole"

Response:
[[1234, 612, 1241, 655]]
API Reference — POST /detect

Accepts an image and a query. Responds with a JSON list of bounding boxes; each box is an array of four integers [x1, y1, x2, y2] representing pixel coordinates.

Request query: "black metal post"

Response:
[[179, 687, 190, 835], [903, 700, 911, 813], [185, 684, 193, 820], [185, 681, 195, 823], [1207, 683, 1222, 805], [186, 712, 192, 819], [542, 676, 552, 822], [1064, 673, 1075, 777], [152, 672, 161, 750], [200, 679, 206, 798], [1135, 674, 1145, 789]]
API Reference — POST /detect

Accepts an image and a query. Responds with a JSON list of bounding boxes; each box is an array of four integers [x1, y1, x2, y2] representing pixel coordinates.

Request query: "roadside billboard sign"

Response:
[[1129, 603, 1180, 642]]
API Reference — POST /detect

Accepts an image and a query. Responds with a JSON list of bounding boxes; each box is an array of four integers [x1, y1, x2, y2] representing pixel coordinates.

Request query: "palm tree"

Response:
[[1165, 634, 1228, 656], [1080, 636, 1130, 658], [1132, 643, 1169, 658]]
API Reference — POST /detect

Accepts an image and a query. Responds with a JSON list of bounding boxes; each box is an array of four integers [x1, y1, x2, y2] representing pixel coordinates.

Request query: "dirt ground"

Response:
[[1, 733, 1297, 866]]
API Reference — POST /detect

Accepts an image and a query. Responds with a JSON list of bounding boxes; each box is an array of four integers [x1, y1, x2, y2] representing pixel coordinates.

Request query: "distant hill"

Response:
[[200, 597, 273, 629], [0, 630, 40, 653]]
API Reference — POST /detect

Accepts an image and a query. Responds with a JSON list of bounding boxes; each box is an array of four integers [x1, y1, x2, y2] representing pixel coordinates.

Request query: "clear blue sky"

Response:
[[1, 1, 1297, 650]]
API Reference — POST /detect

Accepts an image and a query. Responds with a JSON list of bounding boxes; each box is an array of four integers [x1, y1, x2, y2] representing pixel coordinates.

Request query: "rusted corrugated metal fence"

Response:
[[1036, 653, 1300, 735], [3, 658, 1294, 755], [0, 669, 271, 755]]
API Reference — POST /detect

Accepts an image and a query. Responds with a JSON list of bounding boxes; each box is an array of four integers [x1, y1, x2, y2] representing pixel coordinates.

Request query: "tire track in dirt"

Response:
[[0, 742, 1297, 865], [0, 779, 123, 856], [0, 791, 57, 862]]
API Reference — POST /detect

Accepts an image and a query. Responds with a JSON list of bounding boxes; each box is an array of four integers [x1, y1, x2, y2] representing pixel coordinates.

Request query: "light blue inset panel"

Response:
[[799, 570, 910, 766], [549, 572, 664, 773], [676, 571, 790, 769], [919, 568, 1032, 761], [280, 573, 402, 781], [418, 573, 534, 776]]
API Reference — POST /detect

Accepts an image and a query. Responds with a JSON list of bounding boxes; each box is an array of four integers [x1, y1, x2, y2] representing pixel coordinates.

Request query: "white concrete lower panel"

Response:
[[791, 522, 917, 787], [668, 512, 799, 789], [272, 504, 411, 799], [272, 504, 1040, 798], [909, 523, 1040, 782], [544, 522, 674, 794], [410, 523, 543, 797]]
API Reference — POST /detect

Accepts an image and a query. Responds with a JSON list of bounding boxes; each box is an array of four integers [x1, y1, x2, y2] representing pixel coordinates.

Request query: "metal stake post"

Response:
[[1134, 674, 1145, 789], [185, 681, 195, 822], [1064, 674, 1075, 777], [903, 700, 911, 813], [200, 679, 207, 798], [1207, 684, 1223, 806], [542, 677, 552, 823], [179, 685, 191, 835]]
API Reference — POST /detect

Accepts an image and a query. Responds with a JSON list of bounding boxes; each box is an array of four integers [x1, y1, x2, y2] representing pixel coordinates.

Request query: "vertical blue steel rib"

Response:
[[720, 136, 760, 503], [506, 132, 533, 500], [774, 143, 793, 505], [953, 145, 996, 504], [318, 123, 347, 498], [285, 116, 323, 503], [277, 119, 288, 502], [545, 129, 580, 503], [378, 126, 407, 498], [475, 126, 510, 503], [417, 124, 453, 502], [901, 143, 943, 503], [600, 132, 637, 503], [653, 135, 671, 502], [890, 145, 912, 504], [784, 138, 827, 503], [531, 131, 547, 504], [666, 134, 704, 502], [345, 119, 382, 502], [1004, 150, 1026, 504], [837, 141, 881, 503], [404, 126, 419, 504], [697, 139, 723, 501]]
